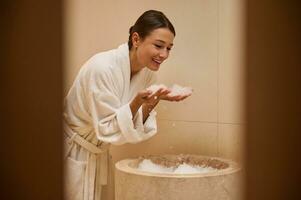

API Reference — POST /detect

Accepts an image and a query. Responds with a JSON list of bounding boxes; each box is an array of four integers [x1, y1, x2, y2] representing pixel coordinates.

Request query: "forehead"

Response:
[[144, 28, 174, 45]]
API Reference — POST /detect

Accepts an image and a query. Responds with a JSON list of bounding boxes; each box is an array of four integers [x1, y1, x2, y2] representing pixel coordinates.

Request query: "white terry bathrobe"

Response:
[[63, 43, 158, 200]]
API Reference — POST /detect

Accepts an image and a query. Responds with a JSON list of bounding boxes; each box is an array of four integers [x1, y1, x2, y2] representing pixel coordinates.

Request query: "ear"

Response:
[[131, 32, 141, 48]]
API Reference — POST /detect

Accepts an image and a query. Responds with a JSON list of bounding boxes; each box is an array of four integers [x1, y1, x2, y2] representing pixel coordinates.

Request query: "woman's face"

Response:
[[134, 28, 175, 71]]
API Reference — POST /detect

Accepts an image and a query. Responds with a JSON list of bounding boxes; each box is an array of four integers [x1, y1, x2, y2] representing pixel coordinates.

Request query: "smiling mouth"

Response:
[[153, 59, 163, 65]]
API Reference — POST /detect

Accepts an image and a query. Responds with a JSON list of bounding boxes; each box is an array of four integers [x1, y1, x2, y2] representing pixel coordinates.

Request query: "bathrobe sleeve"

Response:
[[85, 62, 157, 145]]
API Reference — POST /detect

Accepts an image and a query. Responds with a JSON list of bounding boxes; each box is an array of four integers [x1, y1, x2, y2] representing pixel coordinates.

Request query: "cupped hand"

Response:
[[141, 87, 171, 106], [160, 92, 192, 102], [132, 86, 170, 106]]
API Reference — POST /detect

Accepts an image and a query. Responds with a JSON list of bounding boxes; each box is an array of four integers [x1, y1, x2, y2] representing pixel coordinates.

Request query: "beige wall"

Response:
[[64, 0, 245, 199]]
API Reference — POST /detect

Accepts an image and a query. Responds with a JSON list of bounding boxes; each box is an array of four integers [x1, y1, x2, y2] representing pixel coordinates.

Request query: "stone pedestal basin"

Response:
[[115, 154, 242, 200]]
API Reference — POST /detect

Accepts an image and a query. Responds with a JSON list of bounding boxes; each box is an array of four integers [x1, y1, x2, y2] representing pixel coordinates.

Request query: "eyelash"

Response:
[[154, 44, 171, 51]]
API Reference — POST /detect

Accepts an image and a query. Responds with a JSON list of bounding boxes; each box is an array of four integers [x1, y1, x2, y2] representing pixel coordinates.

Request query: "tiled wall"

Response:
[[64, 0, 245, 199]]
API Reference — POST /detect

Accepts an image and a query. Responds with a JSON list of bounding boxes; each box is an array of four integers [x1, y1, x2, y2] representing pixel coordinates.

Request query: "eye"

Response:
[[167, 47, 172, 51], [154, 44, 163, 49]]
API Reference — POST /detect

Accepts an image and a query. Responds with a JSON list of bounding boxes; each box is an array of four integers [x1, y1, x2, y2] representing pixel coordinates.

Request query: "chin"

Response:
[[147, 64, 160, 71], [149, 67, 159, 72]]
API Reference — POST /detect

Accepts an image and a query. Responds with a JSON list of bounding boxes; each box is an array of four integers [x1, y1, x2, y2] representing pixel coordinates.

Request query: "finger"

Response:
[[161, 89, 171, 95], [149, 88, 164, 98], [183, 92, 192, 98], [140, 90, 152, 100], [157, 90, 171, 99], [167, 95, 182, 101], [145, 89, 154, 95], [178, 93, 191, 101]]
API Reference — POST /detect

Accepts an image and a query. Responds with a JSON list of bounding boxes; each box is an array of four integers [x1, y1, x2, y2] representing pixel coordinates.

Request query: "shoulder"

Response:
[[86, 49, 116, 74], [75, 43, 129, 87], [84, 43, 128, 75]]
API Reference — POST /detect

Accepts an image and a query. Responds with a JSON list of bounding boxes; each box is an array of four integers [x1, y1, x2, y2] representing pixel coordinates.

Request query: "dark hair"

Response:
[[128, 10, 176, 50]]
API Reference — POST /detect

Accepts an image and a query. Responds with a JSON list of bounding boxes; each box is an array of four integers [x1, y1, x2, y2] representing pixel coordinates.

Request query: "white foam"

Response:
[[147, 84, 167, 95], [168, 84, 193, 97], [174, 163, 201, 174], [147, 84, 192, 97], [137, 159, 174, 173], [137, 159, 218, 174]]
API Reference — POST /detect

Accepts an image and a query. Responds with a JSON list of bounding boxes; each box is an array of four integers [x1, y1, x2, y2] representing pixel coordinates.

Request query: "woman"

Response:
[[64, 10, 191, 200]]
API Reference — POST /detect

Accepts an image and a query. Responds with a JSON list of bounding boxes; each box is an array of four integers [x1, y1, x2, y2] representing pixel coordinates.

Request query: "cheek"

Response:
[[137, 46, 160, 63], [139, 49, 153, 62], [147, 49, 159, 60], [138, 51, 148, 64]]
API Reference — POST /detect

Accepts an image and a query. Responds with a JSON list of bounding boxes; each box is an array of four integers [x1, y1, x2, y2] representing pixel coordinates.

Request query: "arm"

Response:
[[142, 100, 159, 123], [129, 90, 158, 123], [140, 86, 193, 123], [130, 87, 170, 123]]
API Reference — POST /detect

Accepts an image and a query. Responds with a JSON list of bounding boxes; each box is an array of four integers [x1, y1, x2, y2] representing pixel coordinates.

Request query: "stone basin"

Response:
[[115, 154, 242, 200]]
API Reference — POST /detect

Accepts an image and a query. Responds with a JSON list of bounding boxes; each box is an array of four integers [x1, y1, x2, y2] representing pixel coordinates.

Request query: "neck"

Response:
[[129, 48, 144, 79]]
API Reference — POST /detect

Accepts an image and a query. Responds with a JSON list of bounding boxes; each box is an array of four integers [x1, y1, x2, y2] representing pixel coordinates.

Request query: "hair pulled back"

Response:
[[128, 10, 176, 50]]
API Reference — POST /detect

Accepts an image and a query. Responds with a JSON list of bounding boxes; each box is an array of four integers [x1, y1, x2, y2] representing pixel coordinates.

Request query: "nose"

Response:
[[159, 49, 169, 60]]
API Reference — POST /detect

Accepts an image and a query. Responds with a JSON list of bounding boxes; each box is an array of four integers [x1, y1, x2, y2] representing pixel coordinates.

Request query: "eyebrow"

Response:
[[155, 39, 174, 46]]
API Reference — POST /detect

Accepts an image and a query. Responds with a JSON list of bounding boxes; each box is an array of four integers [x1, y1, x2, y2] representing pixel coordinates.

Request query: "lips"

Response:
[[152, 59, 163, 64]]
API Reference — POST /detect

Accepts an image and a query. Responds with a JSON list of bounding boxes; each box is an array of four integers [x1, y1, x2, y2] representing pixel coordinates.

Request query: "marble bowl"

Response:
[[115, 154, 242, 200]]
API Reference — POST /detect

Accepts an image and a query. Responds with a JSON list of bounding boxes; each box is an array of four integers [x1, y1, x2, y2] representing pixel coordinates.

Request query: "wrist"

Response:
[[130, 97, 143, 115], [143, 100, 159, 112], [142, 104, 153, 112]]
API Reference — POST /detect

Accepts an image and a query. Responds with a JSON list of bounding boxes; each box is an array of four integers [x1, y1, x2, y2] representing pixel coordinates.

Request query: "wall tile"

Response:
[[218, 123, 245, 163], [156, 0, 219, 122], [218, 0, 245, 124], [110, 120, 219, 163]]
